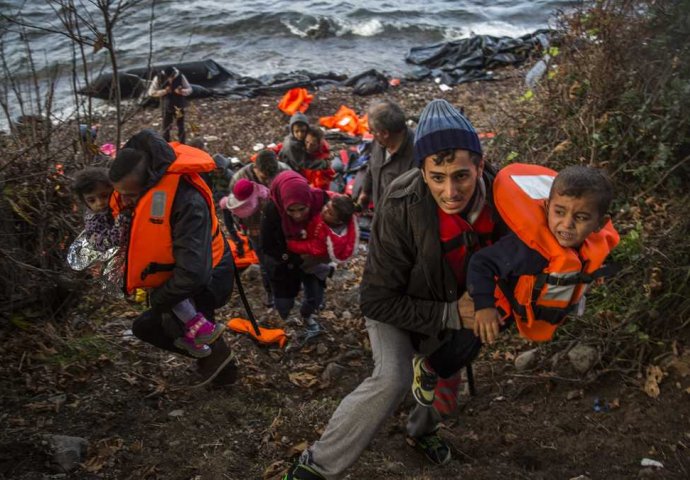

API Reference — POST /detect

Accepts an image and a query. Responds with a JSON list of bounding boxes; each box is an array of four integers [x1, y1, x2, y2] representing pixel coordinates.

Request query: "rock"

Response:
[[550, 351, 565, 370], [321, 363, 346, 382], [333, 269, 356, 283], [640, 458, 664, 468], [316, 343, 328, 355], [42, 434, 88, 473], [567, 344, 599, 373], [515, 349, 538, 371], [240, 264, 262, 284], [340, 348, 362, 361], [566, 389, 583, 400], [168, 409, 184, 418]]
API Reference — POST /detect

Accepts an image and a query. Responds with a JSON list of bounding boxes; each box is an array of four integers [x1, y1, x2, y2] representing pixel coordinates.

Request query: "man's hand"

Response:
[[357, 192, 369, 211], [473, 308, 502, 344], [457, 292, 475, 330]]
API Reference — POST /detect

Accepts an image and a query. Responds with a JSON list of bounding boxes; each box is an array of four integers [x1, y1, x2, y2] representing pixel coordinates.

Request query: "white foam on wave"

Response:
[[345, 18, 385, 37], [282, 19, 310, 38], [444, 21, 534, 40]]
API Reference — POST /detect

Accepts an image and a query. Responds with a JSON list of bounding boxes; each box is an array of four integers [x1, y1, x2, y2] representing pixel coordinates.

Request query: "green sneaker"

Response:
[[282, 462, 326, 480], [412, 356, 438, 407], [406, 432, 451, 465]]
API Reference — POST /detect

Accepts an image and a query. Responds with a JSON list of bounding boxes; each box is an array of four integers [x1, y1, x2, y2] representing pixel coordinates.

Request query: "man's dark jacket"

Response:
[[124, 130, 233, 314], [359, 167, 505, 355], [361, 127, 415, 207]]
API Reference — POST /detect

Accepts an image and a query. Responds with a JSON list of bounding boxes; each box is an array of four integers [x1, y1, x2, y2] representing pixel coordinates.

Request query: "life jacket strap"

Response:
[[498, 279, 575, 325], [535, 263, 619, 288], [140, 262, 175, 280], [441, 231, 479, 255]]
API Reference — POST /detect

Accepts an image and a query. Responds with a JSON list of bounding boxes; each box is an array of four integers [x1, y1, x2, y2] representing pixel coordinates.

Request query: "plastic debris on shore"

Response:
[[80, 30, 554, 102]]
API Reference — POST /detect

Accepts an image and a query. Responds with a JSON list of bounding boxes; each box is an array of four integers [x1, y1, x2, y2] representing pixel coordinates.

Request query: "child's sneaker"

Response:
[[174, 336, 212, 358], [282, 461, 325, 480], [412, 356, 438, 407], [185, 313, 226, 345]]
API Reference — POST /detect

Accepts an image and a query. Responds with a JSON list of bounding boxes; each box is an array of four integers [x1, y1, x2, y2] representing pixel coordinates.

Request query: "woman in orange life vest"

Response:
[[108, 129, 237, 385]]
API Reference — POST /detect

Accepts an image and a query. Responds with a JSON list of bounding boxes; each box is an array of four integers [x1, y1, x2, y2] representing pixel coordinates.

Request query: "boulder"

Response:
[[567, 344, 599, 373], [515, 349, 538, 371], [42, 434, 88, 473]]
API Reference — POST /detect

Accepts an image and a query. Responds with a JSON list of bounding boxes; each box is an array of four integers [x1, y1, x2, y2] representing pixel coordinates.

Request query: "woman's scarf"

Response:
[[270, 171, 325, 238]]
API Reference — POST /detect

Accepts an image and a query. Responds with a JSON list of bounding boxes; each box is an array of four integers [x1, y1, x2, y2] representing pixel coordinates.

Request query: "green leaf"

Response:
[[10, 314, 31, 330]]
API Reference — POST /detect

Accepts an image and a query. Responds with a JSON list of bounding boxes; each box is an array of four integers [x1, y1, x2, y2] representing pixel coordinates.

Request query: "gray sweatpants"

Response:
[[305, 318, 440, 479]]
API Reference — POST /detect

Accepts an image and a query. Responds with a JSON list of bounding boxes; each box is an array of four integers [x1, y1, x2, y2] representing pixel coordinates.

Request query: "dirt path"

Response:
[[1, 75, 688, 479]]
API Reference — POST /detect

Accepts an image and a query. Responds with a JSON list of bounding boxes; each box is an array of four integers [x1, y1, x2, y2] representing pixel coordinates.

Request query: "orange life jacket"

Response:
[[230, 231, 260, 269], [226, 317, 287, 348], [493, 163, 619, 342], [112, 142, 229, 293], [319, 105, 369, 136], [278, 88, 313, 116]]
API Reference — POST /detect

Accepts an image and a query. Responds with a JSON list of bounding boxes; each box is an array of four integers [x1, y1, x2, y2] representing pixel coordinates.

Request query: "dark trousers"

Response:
[[248, 234, 272, 296], [427, 328, 482, 379], [274, 272, 324, 320], [162, 107, 185, 144]]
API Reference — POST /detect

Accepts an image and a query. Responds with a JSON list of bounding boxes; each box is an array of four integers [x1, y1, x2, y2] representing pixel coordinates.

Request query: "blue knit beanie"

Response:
[[413, 99, 482, 166]]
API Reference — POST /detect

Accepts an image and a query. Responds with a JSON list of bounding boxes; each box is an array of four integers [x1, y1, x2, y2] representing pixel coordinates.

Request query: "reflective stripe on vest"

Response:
[[493, 163, 620, 342]]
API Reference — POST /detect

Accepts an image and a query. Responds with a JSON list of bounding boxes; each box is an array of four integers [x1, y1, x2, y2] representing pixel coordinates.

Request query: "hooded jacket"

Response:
[[119, 130, 233, 312], [359, 168, 506, 354], [279, 112, 309, 171]]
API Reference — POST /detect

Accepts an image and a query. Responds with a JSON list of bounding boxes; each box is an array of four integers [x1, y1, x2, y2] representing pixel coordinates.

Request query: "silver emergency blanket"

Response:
[[67, 230, 124, 298]]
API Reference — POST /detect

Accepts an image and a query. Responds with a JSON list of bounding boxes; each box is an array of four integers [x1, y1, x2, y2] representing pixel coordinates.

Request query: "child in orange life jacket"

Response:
[[411, 165, 618, 408], [302, 127, 335, 190], [286, 195, 358, 263], [72, 168, 224, 358]]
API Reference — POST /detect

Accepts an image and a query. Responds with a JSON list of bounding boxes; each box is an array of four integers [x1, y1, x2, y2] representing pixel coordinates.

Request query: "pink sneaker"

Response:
[[184, 313, 226, 346]]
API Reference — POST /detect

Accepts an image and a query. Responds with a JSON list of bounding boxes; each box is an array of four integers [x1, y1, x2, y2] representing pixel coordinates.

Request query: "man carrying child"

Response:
[[107, 129, 237, 385], [283, 99, 507, 479]]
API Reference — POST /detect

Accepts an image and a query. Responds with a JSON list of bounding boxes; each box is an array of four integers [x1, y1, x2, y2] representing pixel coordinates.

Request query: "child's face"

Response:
[[547, 192, 605, 248], [321, 201, 343, 227], [83, 183, 113, 213], [292, 123, 308, 142], [305, 134, 319, 154]]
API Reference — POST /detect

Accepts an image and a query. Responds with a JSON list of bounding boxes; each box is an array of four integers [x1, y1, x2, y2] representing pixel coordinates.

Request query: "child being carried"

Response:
[[72, 167, 225, 358], [286, 194, 358, 263]]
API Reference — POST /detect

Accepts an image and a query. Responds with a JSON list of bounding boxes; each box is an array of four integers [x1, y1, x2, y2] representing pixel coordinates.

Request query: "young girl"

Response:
[[72, 168, 224, 357], [302, 127, 335, 190], [286, 194, 358, 263]]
